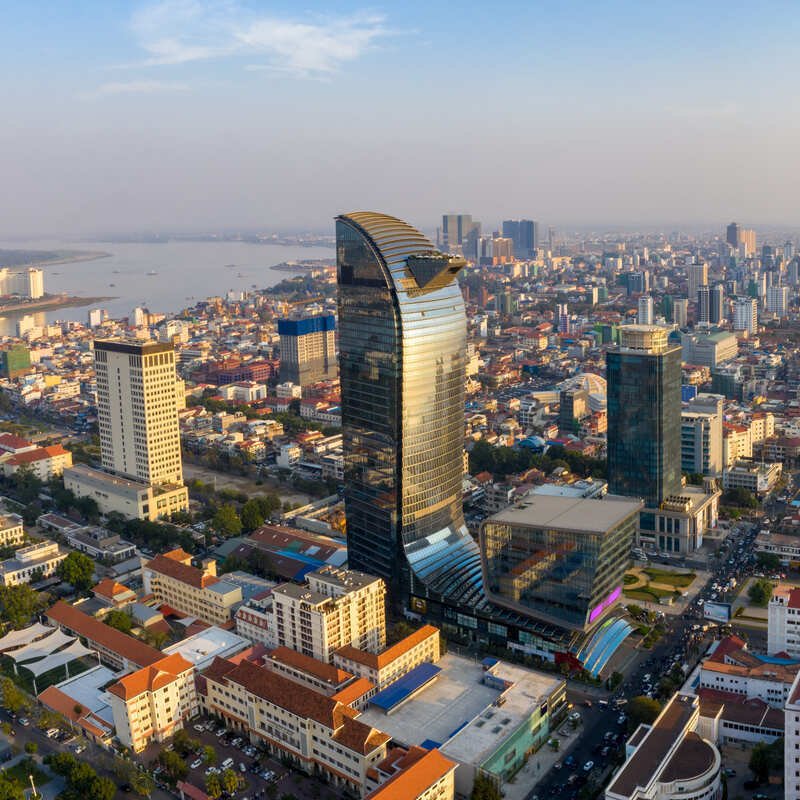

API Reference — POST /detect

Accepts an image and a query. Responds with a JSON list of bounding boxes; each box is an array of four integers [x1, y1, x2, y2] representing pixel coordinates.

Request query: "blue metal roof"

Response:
[[369, 663, 442, 711]]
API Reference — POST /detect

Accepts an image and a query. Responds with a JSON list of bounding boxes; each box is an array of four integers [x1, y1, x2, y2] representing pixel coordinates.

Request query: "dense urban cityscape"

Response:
[[4, 1, 800, 799], [0, 212, 794, 800]]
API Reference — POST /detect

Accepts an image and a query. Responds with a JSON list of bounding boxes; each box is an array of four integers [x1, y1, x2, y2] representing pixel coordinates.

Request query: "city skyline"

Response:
[[3, 1, 800, 237]]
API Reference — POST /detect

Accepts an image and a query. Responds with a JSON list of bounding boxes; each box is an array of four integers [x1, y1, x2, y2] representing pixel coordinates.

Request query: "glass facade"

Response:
[[336, 212, 484, 606], [481, 501, 640, 631], [606, 337, 682, 508]]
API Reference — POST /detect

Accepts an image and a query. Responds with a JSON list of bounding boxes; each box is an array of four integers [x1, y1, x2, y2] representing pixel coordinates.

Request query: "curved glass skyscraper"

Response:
[[336, 212, 484, 608]]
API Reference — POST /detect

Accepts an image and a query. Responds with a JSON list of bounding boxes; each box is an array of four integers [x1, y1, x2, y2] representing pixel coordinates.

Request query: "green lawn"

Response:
[[4, 759, 51, 787], [624, 587, 677, 603], [642, 568, 695, 587]]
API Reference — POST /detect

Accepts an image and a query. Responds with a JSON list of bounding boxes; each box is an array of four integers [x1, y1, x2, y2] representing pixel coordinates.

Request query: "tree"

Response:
[[44, 751, 77, 776], [203, 745, 216, 766], [205, 774, 222, 800], [171, 728, 199, 757], [470, 773, 501, 800], [0, 584, 49, 629], [221, 768, 239, 795], [56, 551, 95, 592], [0, 677, 28, 714], [0, 773, 23, 800], [748, 578, 773, 607], [141, 627, 168, 649], [240, 499, 265, 533], [212, 504, 242, 538], [158, 750, 188, 783], [749, 738, 784, 784], [756, 552, 781, 570], [104, 609, 133, 634], [627, 696, 662, 730], [24, 741, 37, 754]]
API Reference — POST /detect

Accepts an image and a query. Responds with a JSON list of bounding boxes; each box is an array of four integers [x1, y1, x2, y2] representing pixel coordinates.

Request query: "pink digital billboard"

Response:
[[589, 585, 622, 623]]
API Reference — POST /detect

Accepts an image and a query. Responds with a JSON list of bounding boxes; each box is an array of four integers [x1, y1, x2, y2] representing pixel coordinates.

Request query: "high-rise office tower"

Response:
[[637, 296, 654, 325], [785, 241, 795, 262], [726, 222, 740, 249], [767, 285, 789, 317], [696, 285, 710, 324], [733, 297, 758, 334], [502, 219, 537, 259], [278, 314, 337, 386], [607, 326, 682, 508], [94, 339, 184, 485], [709, 284, 725, 324], [687, 263, 708, 303], [557, 302, 570, 333], [441, 214, 480, 251], [673, 298, 689, 328], [492, 237, 514, 262], [336, 212, 483, 607]]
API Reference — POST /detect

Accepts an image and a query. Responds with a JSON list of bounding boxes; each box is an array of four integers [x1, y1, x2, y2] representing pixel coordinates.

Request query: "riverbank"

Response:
[[0, 293, 116, 315], [34, 250, 111, 267], [270, 259, 333, 272]]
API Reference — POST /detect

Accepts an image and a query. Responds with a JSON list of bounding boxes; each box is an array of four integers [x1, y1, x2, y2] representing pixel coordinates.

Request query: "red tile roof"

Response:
[[146, 549, 219, 589], [47, 600, 162, 668], [268, 646, 352, 686]]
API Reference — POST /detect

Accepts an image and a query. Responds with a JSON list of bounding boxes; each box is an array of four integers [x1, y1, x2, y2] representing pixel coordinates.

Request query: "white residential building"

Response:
[[768, 584, 800, 658], [732, 297, 757, 334], [785, 670, 800, 798], [271, 567, 386, 663]]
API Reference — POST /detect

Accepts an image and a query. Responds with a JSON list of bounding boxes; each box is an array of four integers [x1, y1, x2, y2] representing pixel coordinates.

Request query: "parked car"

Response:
[[190, 759, 203, 770], [583, 761, 594, 772]]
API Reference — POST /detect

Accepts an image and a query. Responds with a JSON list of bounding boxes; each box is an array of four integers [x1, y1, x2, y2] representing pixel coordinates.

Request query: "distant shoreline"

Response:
[[0, 294, 116, 316], [35, 250, 112, 268]]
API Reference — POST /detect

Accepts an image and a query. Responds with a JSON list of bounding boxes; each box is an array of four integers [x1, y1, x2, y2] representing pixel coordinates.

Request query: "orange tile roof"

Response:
[[332, 716, 390, 756], [47, 600, 162, 668], [365, 749, 456, 799], [108, 653, 194, 701], [93, 578, 133, 601], [335, 625, 439, 670], [38, 685, 112, 740], [331, 677, 375, 707], [268, 646, 352, 686]]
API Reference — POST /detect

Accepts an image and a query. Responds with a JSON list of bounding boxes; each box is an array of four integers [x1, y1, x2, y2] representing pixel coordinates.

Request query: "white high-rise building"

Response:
[[687, 262, 708, 303], [94, 339, 183, 484], [733, 297, 758, 334], [0, 268, 44, 299], [767, 285, 789, 317], [637, 295, 653, 325], [786, 670, 800, 798], [673, 298, 688, 328], [64, 339, 189, 521]]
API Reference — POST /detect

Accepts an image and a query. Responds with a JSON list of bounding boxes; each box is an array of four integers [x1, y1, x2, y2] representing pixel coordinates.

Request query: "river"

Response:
[[0, 239, 335, 336]]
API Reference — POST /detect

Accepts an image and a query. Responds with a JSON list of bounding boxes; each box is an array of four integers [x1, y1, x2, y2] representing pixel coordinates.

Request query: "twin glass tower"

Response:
[[335, 212, 484, 609]]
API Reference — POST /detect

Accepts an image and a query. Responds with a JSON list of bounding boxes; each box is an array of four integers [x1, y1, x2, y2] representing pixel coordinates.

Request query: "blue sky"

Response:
[[1, 1, 799, 236]]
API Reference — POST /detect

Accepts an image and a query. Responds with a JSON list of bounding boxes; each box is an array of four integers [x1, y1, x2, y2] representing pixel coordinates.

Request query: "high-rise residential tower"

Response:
[[637, 296, 654, 325], [64, 339, 189, 520], [726, 222, 740, 249], [687, 262, 708, 303], [95, 340, 183, 485], [607, 325, 682, 508], [336, 212, 483, 607], [710, 283, 725, 324], [697, 285, 710, 324], [733, 297, 758, 334], [278, 314, 337, 386]]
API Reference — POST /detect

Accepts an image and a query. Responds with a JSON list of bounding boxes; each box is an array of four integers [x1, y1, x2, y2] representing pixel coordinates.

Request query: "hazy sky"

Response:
[[2, 0, 799, 237]]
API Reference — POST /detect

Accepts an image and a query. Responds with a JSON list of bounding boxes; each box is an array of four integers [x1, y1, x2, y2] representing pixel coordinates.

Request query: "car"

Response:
[[752, 794, 769, 800], [73, 744, 86, 755], [617, 715, 626, 725], [221, 758, 234, 769], [18, 718, 29, 727], [205, 767, 219, 776], [553, 762, 562, 770], [564, 756, 576, 768], [45, 728, 59, 738], [583, 761, 594, 773], [190, 759, 203, 770], [193, 724, 205, 732], [601, 746, 610, 758], [239, 763, 247, 773]]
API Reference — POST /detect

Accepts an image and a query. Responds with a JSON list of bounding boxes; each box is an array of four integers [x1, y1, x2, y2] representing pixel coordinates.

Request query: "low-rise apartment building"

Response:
[[0, 540, 68, 586], [722, 459, 782, 497], [201, 657, 390, 797], [235, 602, 275, 647], [0, 443, 72, 481], [334, 626, 441, 690], [64, 525, 136, 563], [271, 567, 386, 663], [46, 600, 162, 671], [0, 514, 24, 548], [142, 549, 242, 626], [108, 653, 197, 752], [756, 531, 800, 568]]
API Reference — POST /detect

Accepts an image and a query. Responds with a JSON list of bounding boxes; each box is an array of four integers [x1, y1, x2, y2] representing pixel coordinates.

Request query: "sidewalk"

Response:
[[502, 721, 583, 800]]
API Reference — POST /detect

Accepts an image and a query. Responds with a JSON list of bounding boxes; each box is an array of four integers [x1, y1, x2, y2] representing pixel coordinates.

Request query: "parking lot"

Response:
[[156, 716, 346, 800]]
